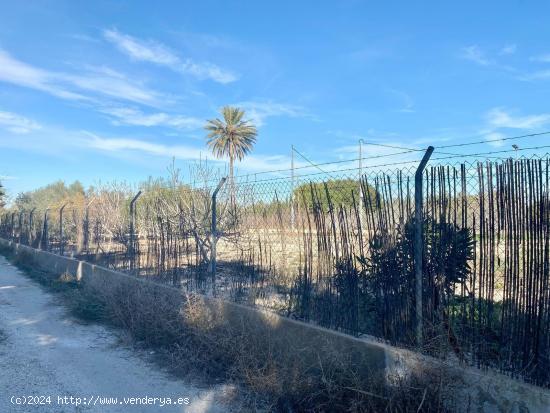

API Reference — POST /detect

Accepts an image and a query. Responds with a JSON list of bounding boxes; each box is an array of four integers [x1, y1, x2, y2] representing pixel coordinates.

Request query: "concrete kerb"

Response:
[[0, 237, 549, 412]]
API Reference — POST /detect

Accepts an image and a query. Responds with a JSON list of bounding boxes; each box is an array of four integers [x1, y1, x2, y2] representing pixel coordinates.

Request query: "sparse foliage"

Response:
[[0, 181, 6, 210], [294, 178, 378, 210]]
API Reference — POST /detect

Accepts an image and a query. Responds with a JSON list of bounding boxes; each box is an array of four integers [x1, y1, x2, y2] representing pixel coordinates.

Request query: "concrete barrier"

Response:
[[1, 237, 549, 412]]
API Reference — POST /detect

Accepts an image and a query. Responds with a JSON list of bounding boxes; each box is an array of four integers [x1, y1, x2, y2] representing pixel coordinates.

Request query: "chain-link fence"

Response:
[[1, 155, 549, 388]]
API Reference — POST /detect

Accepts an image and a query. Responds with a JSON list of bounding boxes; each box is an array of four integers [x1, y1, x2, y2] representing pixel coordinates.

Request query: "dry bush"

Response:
[[9, 248, 35, 269], [91, 278, 459, 412], [98, 281, 183, 346]]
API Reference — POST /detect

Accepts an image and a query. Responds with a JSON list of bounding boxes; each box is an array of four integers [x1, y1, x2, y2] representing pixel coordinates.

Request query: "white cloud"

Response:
[[83, 132, 298, 173], [348, 47, 393, 62], [69, 33, 101, 43], [0, 49, 87, 101], [459, 45, 520, 76], [103, 29, 179, 65], [0, 49, 165, 107], [0, 117, 295, 176], [236, 101, 312, 127], [518, 70, 550, 81], [530, 53, 550, 63], [387, 89, 414, 113], [232, 154, 294, 174], [499, 44, 517, 55], [103, 29, 237, 84], [100, 106, 203, 129], [0, 111, 41, 134], [459, 45, 491, 66], [66, 72, 163, 106], [85, 133, 204, 159], [480, 108, 550, 147], [482, 131, 506, 148], [181, 60, 237, 84], [486, 108, 550, 129]]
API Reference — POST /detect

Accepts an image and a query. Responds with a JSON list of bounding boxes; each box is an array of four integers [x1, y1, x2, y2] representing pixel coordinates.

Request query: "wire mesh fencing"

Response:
[[1, 155, 549, 388]]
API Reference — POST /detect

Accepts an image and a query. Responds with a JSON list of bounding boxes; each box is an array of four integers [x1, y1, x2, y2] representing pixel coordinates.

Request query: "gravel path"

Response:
[[0, 255, 232, 413]]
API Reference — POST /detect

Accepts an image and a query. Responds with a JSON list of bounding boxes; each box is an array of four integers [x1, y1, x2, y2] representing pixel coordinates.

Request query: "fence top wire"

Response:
[[182, 130, 550, 189], [435, 130, 550, 149], [221, 151, 550, 186]]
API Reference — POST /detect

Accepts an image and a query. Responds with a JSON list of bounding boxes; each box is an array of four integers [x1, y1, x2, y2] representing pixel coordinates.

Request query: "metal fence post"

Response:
[[290, 145, 296, 229], [129, 191, 142, 272], [358, 139, 364, 230], [59, 204, 67, 255], [29, 207, 36, 246], [18, 211, 23, 244], [10, 212, 15, 240], [414, 146, 434, 348], [41, 209, 49, 250], [10, 212, 15, 241], [82, 198, 95, 256], [82, 206, 89, 255], [209, 177, 227, 285]]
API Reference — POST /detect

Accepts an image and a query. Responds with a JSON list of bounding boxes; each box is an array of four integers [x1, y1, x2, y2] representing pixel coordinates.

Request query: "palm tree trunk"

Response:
[[229, 154, 235, 207]]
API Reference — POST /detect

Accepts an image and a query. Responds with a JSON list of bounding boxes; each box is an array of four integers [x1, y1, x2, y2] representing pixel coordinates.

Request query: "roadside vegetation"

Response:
[[0, 244, 460, 412]]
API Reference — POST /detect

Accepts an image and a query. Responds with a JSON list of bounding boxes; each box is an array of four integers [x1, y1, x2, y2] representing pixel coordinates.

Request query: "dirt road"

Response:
[[0, 256, 231, 413]]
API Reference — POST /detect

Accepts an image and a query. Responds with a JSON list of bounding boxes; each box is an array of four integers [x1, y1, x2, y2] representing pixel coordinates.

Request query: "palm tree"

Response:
[[205, 106, 258, 200]]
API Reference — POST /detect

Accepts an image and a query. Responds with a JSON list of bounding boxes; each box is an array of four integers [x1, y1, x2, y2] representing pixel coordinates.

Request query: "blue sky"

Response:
[[1, 1, 550, 198]]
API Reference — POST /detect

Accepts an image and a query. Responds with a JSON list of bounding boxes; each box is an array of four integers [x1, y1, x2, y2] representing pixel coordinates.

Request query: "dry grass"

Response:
[[90, 277, 460, 412], [1, 246, 461, 412]]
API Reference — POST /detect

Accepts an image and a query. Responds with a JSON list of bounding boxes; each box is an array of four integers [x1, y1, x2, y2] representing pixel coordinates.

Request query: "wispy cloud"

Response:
[[530, 53, 550, 63], [85, 132, 204, 159], [65, 70, 165, 106], [460, 45, 550, 82], [0, 49, 87, 101], [0, 49, 165, 107], [387, 89, 414, 113], [69, 33, 101, 43], [486, 108, 550, 129], [518, 70, 550, 81], [103, 29, 237, 84], [481, 131, 506, 147], [99, 106, 203, 129], [0, 110, 41, 134], [230, 154, 295, 175], [0, 123, 93, 160], [84, 132, 296, 173], [348, 46, 393, 62], [236, 101, 313, 127], [499, 44, 517, 55], [459, 45, 491, 66], [459, 45, 526, 79], [103, 29, 179, 65], [481, 108, 550, 147], [0, 116, 295, 175]]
